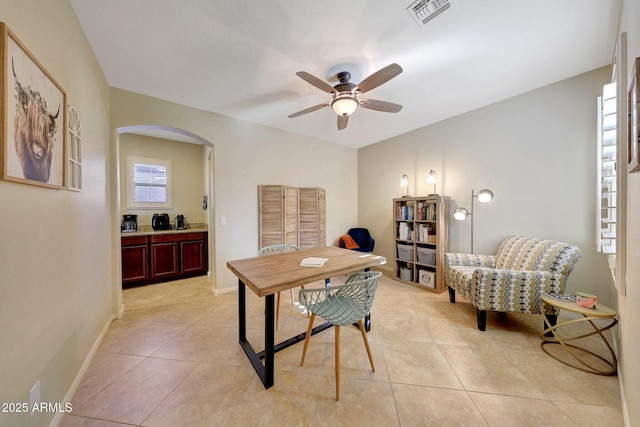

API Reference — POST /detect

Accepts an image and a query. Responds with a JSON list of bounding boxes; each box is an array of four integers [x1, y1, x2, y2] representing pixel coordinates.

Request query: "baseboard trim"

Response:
[[213, 285, 236, 296], [49, 315, 114, 427]]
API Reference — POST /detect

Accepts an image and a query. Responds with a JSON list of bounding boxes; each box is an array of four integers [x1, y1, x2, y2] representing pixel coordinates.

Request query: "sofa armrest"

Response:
[[444, 253, 496, 268]]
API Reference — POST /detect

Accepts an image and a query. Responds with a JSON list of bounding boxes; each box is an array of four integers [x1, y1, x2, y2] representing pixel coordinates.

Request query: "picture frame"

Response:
[[1, 22, 66, 189], [628, 57, 640, 173]]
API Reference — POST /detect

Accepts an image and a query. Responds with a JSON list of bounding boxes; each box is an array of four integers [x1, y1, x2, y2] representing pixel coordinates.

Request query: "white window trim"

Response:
[[127, 155, 173, 209], [66, 106, 82, 191]]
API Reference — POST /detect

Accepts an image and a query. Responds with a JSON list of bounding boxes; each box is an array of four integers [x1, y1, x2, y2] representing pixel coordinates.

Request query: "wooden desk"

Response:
[[227, 246, 387, 389]]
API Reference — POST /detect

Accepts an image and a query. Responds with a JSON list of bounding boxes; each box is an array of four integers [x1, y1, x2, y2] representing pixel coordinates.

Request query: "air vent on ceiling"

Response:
[[407, 0, 450, 26]]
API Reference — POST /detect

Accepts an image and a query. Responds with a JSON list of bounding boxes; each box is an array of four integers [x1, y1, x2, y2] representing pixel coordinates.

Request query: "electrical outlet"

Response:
[[30, 381, 40, 417]]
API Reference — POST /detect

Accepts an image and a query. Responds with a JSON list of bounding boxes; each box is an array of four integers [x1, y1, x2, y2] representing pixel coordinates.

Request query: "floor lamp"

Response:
[[453, 189, 494, 253]]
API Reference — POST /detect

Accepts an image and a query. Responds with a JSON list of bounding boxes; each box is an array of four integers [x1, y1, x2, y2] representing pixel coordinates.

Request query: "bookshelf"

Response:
[[393, 195, 450, 292]]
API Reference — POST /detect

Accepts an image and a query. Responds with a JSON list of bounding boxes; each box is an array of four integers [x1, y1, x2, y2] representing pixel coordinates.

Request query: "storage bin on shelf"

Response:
[[417, 247, 436, 265], [418, 270, 436, 289], [400, 267, 413, 281], [397, 243, 414, 261]]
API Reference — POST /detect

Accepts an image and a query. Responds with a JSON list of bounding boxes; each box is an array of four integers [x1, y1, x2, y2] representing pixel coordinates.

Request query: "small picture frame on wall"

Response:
[[628, 57, 640, 173], [1, 22, 66, 189]]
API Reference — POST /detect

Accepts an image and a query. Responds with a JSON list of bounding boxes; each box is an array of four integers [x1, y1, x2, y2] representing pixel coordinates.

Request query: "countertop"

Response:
[[121, 223, 208, 237]]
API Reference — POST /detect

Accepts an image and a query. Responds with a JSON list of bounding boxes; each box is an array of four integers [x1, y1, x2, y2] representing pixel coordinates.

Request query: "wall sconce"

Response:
[[453, 189, 494, 253], [426, 170, 437, 195], [400, 174, 409, 197]]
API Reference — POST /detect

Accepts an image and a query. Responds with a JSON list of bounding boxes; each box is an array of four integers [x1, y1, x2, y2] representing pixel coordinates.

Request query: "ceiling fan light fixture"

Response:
[[331, 95, 359, 116]]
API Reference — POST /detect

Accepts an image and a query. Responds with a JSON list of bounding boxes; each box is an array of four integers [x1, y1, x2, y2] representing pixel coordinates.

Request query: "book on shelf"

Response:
[[299, 257, 329, 268], [416, 202, 437, 221], [397, 205, 414, 220], [398, 222, 413, 240], [417, 223, 434, 242]]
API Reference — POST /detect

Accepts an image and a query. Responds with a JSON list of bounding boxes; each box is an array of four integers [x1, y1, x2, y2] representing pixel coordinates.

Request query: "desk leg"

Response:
[[264, 293, 275, 388], [238, 279, 246, 342], [238, 279, 275, 388], [362, 268, 372, 332]]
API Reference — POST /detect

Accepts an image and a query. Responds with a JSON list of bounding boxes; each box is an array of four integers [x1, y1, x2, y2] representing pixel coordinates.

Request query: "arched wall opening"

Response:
[[113, 124, 216, 317]]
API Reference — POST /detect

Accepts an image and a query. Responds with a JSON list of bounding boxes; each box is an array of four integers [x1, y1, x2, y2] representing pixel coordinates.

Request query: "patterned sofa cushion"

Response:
[[495, 235, 581, 277]]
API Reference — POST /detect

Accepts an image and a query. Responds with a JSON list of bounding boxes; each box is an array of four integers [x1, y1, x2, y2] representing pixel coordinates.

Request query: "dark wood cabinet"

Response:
[[151, 242, 179, 279], [121, 231, 208, 287], [181, 239, 206, 273], [122, 236, 149, 284]]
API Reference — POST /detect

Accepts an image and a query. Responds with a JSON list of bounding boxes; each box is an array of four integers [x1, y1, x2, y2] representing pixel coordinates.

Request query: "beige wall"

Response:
[[0, 2, 112, 426], [617, 0, 640, 424], [360, 67, 614, 304], [119, 134, 206, 227], [110, 88, 359, 293]]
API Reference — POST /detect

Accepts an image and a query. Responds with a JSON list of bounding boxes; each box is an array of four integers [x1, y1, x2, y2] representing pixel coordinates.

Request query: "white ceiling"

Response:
[[70, 0, 621, 149]]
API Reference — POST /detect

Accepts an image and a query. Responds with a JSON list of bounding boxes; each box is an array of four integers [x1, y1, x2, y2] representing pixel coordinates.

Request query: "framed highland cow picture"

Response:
[[1, 22, 66, 189]]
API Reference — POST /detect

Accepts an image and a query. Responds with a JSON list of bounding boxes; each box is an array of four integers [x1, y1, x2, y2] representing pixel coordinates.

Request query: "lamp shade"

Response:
[[331, 96, 359, 116], [453, 207, 468, 220], [400, 174, 409, 187], [476, 189, 494, 203]]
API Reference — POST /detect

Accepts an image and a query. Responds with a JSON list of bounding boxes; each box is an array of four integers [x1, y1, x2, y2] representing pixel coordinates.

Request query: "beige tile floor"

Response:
[[60, 273, 624, 427]]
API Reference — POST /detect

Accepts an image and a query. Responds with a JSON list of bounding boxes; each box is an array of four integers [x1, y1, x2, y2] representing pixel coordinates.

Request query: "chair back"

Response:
[[495, 235, 582, 277], [348, 228, 372, 246], [258, 244, 301, 256], [298, 271, 382, 327]]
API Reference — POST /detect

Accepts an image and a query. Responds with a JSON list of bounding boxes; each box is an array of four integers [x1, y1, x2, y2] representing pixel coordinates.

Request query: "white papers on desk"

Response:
[[300, 257, 329, 267]]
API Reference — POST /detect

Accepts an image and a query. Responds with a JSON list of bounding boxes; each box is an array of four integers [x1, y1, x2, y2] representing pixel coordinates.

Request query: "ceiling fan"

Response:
[[288, 63, 403, 130]]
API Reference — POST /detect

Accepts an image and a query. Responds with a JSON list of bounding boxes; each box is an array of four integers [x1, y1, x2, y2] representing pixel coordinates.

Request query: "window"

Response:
[[596, 82, 616, 254], [127, 156, 173, 209], [66, 106, 82, 191]]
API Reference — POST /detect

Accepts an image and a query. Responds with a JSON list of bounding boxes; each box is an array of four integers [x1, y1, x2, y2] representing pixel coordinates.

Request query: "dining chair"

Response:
[[298, 271, 382, 400], [257, 244, 301, 329]]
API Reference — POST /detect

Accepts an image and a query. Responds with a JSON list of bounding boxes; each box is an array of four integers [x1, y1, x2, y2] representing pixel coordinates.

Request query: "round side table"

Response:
[[540, 294, 618, 375]]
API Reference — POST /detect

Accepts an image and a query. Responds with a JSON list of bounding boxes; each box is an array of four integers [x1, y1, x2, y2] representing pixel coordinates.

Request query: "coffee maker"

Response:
[[175, 214, 186, 230], [121, 214, 137, 232]]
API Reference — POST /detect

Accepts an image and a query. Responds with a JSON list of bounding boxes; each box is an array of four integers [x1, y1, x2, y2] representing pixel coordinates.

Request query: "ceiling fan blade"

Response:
[[296, 71, 337, 94], [359, 99, 403, 113], [288, 103, 329, 118], [355, 63, 403, 94], [337, 114, 348, 130]]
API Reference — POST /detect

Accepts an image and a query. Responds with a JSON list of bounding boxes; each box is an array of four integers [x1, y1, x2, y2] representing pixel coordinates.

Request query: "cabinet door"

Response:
[[181, 240, 206, 274], [122, 245, 148, 284], [151, 242, 179, 279]]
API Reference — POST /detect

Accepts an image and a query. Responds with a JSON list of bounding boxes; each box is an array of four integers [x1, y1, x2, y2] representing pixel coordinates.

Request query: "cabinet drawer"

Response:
[[121, 235, 148, 246], [150, 232, 205, 244]]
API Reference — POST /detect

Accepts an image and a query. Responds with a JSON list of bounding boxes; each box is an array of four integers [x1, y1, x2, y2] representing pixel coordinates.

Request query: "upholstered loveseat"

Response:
[[444, 235, 582, 331]]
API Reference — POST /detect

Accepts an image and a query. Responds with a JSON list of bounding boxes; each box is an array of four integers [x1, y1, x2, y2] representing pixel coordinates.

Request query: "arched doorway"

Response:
[[114, 124, 216, 317]]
